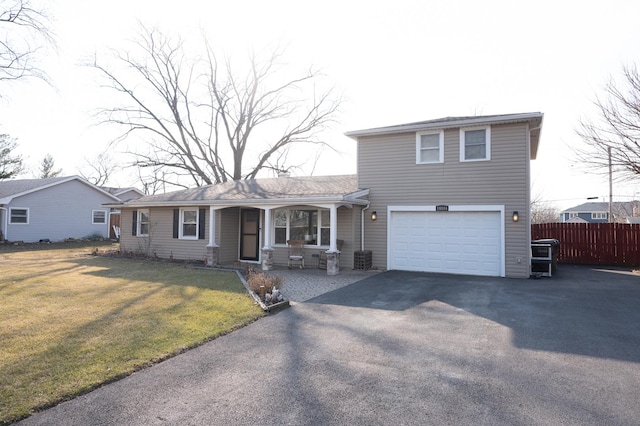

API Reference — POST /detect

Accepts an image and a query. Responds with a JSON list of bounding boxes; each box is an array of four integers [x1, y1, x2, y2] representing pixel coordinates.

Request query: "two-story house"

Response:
[[110, 112, 543, 278], [560, 201, 640, 223]]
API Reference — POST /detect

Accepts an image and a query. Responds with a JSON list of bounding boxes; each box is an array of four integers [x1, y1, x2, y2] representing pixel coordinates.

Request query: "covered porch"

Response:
[[205, 197, 369, 275]]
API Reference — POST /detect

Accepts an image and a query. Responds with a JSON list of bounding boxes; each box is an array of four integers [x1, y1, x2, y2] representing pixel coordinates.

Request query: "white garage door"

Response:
[[389, 210, 503, 277]]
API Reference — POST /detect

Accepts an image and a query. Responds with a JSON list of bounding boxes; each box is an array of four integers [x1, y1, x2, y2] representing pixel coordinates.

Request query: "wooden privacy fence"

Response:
[[531, 223, 640, 267]]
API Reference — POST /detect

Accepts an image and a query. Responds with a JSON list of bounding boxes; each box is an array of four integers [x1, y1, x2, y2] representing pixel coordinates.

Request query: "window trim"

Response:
[[9, 207, 29, 224], [178, 207, 199, 240], [567, 212, 579, 219], [416, 130, 444, 164], [459, 126, 491, 162], [92, 209, 107, 224], [136, 209, 150, 237], [591, 212, 607, 220]]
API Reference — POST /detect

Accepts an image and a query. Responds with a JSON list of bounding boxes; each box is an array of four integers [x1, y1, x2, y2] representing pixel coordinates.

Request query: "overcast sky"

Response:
[[1, 0, 639, 209]]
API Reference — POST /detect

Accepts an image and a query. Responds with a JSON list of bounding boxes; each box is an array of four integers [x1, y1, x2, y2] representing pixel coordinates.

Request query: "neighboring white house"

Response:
[[0, 176, 124, 242]]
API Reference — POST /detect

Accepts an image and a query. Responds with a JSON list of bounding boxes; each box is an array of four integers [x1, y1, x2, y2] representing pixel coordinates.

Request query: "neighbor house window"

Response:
[[92, 209, 107, 224], [567, 212, 578, 219], [591, 212, 607, 220], [460, 126, 491, 161], [273, 208, 331, 246], [9, 208, 28, 224], [416, 131, 444, 164], [179, 208, 198, 239], [137, 209, 149, 236]]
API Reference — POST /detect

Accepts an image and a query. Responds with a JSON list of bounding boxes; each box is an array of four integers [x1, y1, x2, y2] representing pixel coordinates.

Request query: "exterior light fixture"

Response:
[[512, 211, 519, 222], [371, 211, 377, 221]]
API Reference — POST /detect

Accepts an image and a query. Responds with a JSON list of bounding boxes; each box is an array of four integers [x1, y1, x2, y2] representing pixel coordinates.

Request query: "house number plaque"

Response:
[[436, 205, 449, 212]]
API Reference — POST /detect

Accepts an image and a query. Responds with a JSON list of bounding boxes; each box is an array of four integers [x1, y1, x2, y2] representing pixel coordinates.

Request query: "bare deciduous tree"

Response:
[[0, 133, 23, 179], [0, 0, 53, 86], [575, 63, 640, 181], [37, 152, 61, 178], [90, 26, 341, 188], [78, 151, 118, 186], [530, 191, 560, 224]]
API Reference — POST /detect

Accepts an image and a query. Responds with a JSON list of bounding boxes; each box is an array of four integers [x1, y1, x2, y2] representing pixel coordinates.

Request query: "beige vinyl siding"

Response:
[[358, 122, 531, 278], [120, 207, 208, 261]]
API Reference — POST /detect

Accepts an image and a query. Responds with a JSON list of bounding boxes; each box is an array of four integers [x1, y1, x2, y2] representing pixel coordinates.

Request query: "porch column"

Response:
[[261, 207, 274, 271], [326, 205, 339, 275], [329, 205, 338, 252], [206, 207, 218, 267], [263, 208, 272, 249]]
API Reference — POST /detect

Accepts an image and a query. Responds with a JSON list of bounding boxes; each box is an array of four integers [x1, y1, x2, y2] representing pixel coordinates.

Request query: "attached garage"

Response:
[[388, 206, 505, 277]]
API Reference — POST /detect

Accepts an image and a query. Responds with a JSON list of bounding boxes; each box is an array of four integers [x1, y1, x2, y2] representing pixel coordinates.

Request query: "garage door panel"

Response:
[[390, 210, 502, 277]]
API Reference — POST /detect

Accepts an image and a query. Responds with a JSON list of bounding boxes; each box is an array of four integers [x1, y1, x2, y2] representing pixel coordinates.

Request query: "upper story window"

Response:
[[92, 210, 107, 224], [460, 126, 491, 162], [137, 209, 149, 236], [179, 208, 199, 239], [591, 212, 607, 220], [273, 208, 330, 246], [10, 208, 28, 224], [416, 131, 444, 164]]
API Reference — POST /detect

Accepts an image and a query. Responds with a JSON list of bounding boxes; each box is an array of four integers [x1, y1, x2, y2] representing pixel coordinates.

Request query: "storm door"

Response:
[[240, 208, 260, 261]]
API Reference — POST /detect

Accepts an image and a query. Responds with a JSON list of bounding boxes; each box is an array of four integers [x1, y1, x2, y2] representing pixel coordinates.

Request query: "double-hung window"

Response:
[[591, 212, 607, 220], [137, 209, 150, 236], [416, 131, 444, 164], [273, 208, 331, 246], [10, 208, 28, 224], [92, 209, 107, 224], [460, 126, 491, 161], [179, 208, 198, 239]]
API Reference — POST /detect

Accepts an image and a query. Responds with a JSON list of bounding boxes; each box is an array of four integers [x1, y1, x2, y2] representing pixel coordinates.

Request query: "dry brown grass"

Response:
[[0, 242, 263, 424]]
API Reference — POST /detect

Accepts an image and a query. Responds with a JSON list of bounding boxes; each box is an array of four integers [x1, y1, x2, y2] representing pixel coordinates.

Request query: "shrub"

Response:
[[245, 268, 284, 295]]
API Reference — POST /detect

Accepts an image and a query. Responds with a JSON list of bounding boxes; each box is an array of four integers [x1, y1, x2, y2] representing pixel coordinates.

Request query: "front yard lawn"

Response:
[[0, 242, 264, 424]]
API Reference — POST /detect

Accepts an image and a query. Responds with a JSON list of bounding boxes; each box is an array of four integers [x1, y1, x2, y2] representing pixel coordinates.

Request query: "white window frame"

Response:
[[591, 212, 607, 220], [137, 209, 150, 237], [416, 130, 444, 164], [92, 209, 107, 224], [9, 207, 29, 224], [179, 208, 199, 240], [273, 208, 331, 247], [567, 212, 579, 219], [460, 126, 491, 162]]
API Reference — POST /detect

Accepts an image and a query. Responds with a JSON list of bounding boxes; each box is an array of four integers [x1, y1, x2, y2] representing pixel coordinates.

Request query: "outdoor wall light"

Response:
[[512, 211, 519, 222], [371, 211, 377, 221]]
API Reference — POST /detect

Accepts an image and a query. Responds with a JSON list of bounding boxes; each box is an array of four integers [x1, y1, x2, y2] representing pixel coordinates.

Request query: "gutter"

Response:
[[360, 204, 370, 252]]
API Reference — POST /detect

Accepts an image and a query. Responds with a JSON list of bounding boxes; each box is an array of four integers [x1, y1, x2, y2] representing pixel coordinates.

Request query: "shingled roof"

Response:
[[114, 174, 368, 207]]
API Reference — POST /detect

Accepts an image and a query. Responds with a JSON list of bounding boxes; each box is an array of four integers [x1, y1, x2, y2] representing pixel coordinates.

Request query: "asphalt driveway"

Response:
[[19, 265, 640, 425]]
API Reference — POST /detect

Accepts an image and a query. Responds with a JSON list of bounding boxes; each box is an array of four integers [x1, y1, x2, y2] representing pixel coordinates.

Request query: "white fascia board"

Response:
[[346, 113, 544, 139]]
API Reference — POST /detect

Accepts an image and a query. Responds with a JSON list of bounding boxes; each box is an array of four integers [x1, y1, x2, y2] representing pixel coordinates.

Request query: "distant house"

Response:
[[560, 201, 640, 223], [101, 186, 145, 239], [110, 112, 543, 278], [101, 186, 144, 202], [0, 176, 126, 243]]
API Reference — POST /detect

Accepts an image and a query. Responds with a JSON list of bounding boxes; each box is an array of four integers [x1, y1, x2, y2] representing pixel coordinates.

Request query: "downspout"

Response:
[[360, 204, 370, 251], [0, 207, 6, 241]]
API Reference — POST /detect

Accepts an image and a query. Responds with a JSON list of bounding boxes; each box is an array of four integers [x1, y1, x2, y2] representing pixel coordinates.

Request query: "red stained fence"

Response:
[[532, 223, 640, 267]]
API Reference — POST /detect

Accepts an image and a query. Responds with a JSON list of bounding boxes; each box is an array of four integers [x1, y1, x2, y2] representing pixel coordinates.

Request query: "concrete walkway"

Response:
[[275, 267, 381, 302], [18, 265, 640, 425]]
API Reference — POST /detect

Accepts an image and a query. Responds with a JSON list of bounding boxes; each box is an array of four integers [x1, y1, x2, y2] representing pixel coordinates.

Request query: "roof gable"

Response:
[[0, 176, 122, 204]]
